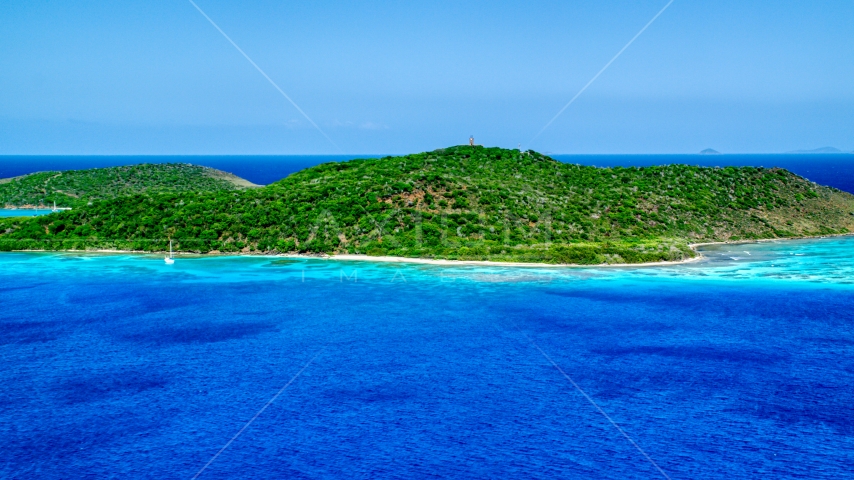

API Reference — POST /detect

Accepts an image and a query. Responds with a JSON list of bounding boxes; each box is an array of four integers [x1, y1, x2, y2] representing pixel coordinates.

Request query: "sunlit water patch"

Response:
[[1, 238, 852, 478]]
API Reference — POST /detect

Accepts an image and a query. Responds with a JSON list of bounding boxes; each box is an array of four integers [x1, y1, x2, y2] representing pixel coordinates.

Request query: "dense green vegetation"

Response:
[[2, 146, 853, 264], [0, 163, 256, 208]]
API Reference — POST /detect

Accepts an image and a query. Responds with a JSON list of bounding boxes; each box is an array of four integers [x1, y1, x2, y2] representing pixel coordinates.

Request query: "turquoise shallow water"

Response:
[[0, 209, 53, 217], [1, 238, 853, 478]]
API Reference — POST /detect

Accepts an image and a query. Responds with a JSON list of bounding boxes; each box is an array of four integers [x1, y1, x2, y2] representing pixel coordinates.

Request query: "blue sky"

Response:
[[1, 0, 852, 154]]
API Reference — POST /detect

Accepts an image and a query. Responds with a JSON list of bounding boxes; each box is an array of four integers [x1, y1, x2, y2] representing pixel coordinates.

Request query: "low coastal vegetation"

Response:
[[0, 163, 256, 208], [2, 146, 853, 264]]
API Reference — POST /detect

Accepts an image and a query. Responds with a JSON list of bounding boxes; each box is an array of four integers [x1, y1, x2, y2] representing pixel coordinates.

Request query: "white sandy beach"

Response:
[[299, 253, 707, 268], [14, 232, 852, 268]]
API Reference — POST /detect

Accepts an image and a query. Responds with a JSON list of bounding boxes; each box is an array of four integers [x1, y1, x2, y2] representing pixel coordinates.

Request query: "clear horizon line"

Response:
[[1, 151, 852, 157]]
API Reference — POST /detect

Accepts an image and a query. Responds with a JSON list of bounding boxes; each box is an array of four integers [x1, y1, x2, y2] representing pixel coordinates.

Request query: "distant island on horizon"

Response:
[[524, 149, 853, 156], [2, 145, 853, 265], [785, 147, 846, 154]]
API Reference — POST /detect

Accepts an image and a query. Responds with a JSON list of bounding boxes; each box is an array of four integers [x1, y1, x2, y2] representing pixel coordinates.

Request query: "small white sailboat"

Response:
[[165, 240, 175, 264]]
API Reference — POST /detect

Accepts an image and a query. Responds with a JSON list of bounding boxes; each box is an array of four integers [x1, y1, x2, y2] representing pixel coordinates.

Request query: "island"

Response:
[[786, 147, 844, 154], [699, 148, 721, 155], [1, 146, 853, 265], [0, 163, 257, 209]]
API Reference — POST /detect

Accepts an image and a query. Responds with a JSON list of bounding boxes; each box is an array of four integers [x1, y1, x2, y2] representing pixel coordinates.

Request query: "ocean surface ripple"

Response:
[[1, 238, 853, 478]]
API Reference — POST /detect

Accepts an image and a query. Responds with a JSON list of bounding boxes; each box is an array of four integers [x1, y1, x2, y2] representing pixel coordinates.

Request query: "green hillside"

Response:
[[2, 146, 853, 264], [0, 163, 258, 208]]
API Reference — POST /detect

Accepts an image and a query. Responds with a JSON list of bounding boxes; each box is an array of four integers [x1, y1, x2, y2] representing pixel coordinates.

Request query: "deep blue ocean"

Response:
[[1, 153, 853, 193], [2, 238, 853, 478]]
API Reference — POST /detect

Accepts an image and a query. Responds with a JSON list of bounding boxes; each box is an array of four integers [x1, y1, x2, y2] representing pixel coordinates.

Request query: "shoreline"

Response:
[[688, 231, 854, 249], [8, 233, 852, 268], [310, 231, 854, 268], [294, 253, 706, 268], [2, 205, 61, 210], [10, 248, 704, 268]]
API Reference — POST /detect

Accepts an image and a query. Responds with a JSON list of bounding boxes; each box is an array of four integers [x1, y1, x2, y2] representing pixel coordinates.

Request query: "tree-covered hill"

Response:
[[2, 146, 853, 264], [0, 163, 258, 208]]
